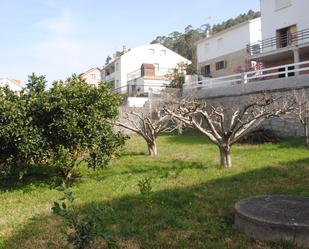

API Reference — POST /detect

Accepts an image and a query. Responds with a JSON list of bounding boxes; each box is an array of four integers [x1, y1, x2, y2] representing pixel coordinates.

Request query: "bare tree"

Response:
[[116, 109, 176, 156], [294, 90, 309, 147], [165, 94, 293, 168]]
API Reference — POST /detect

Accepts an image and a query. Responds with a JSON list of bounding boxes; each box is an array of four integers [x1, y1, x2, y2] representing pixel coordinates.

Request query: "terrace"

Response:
[[184, 60, 309, 98], [247, 28, 309, 59]]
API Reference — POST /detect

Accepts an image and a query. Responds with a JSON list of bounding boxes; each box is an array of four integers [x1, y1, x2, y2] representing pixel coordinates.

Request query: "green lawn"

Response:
[[0, 132, 309, 249]]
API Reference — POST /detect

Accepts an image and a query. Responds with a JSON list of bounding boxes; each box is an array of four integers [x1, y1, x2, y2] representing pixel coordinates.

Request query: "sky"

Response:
[[0, 0, 260, 85]]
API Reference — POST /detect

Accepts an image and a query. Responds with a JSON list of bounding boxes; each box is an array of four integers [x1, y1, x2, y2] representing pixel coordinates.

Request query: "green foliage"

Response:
[[0, 73, 125, 180], [167, 62, 188, 89], [212, 10, 261, 33], [1, 133, 309, 248], [138, 177, 153, 208], [52, 183, 117, 249], [0, 83, 48, 177], [151, 10, 261, 71]]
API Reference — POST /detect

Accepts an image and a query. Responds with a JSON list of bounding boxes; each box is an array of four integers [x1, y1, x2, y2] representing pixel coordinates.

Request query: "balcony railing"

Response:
[[127, 68, 172, 81], [247, 28, 309, 56], [184, 60, 309, 90]]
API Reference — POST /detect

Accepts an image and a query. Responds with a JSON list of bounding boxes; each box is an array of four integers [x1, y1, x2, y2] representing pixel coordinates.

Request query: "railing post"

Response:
[[285, 66, 289, 78], [241, 73, 248, 84]]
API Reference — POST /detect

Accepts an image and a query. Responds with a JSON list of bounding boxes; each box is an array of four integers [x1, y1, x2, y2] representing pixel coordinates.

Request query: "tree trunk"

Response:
[[304, 125, 309, 147], [147, 140, 157, 156], [219, 146, 232, 168]]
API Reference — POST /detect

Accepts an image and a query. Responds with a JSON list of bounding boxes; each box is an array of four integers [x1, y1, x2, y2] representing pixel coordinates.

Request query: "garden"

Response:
[[0, 75, 308, 249]]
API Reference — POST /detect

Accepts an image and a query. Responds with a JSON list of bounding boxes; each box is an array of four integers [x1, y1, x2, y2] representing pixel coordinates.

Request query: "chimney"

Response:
[[123, 45, 128, 53]]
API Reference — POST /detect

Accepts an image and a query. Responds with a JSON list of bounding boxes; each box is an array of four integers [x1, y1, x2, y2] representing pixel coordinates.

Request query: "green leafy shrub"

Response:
[[0, 73, 125, 180], [0, 84, 49, 178], [52, 183, 118, 249], [138, 177, 153, 208]]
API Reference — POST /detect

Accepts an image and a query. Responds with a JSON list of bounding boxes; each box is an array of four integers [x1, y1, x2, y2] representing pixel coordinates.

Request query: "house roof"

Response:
[[0, 78, 23, 90], [195, 17, 261, 46], [79, 67, 101, 77], [102, 43, 191, 70]]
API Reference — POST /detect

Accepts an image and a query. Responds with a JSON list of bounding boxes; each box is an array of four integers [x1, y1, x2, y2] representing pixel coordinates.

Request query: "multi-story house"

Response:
[[248, 0, 309, 71], [185, 0, 309, 100], [79, 67, 102, 87], [101, 44, 191, 95], [0, 78, 23, 92], [196, 18, 262, 78]]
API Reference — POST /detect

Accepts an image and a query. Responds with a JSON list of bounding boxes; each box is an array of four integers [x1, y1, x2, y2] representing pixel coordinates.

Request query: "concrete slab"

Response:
[[234, 195, 309, 247]]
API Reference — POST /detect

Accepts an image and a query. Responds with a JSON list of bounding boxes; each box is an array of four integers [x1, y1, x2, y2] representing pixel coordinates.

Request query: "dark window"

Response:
[[201, 65, 211, 77], [288, 66, 295, 77], [216, 60, 226, 70], [277, 27, 289, 48], [278, 66, 295, 78], [278, 67, 285, 78]]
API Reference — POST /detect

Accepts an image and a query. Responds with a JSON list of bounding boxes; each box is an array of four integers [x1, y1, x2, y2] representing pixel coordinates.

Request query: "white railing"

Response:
[[127, 68, 172, 81], [104, 72, 115, 82], [185, 60, 309, 90]]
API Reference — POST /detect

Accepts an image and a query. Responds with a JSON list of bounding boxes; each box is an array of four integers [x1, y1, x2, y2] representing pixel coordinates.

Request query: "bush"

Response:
[[52, 183, 118, 249], [238, 128, 280, 144], [0, 85, 49, 177], [0, 74, 125, 180]]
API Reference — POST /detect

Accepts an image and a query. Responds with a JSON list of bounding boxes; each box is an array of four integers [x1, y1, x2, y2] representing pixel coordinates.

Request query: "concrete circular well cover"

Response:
[[234, 195, 309, 247]]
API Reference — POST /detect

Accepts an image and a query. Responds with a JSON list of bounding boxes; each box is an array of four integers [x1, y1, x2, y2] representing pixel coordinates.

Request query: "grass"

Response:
[[0, 131, 309, 249]]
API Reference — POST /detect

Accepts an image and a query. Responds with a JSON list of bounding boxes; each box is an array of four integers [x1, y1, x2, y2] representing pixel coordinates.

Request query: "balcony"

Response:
[[184, 60, 309, 98], [127, 68, 172, 81], [104, 72, 115, 82], [247, 28, 309, 56]]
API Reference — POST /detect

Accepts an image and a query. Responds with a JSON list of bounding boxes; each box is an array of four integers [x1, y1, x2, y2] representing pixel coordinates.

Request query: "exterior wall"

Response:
[[128, 77, 170, 96], [260, 0, 309, 52], [197, 49, 249, 78], [184, 74, 309, 99], [102, 44, 190, 93], [81, 68, 102, 87], [0, 78, 23, 92], [197, 18, 261, 64], [203, 88, 307, 137], [249, 18, 262, 44], [101, 59, 121, 89]]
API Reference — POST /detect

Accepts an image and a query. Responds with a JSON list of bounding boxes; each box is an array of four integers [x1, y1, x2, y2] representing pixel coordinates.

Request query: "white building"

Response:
[[0, 78, 23, 92], [249, 0, 309, 68], [80, 67, 102, 87], [196, 18, 261, 78], [101, 44, 191, 95]]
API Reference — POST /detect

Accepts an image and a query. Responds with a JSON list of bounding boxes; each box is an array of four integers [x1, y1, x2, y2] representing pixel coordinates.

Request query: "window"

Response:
[[160, 50, 166, 56], [115, 63, 119, 71], [217, 38, 224, 49], [216, 60, 226, 71], [275, 0, 291, 10], [149, 49, 155, 54], [201, 65, 211, 77], [276, 25, 297, 48], [91, 74, 96, 79]]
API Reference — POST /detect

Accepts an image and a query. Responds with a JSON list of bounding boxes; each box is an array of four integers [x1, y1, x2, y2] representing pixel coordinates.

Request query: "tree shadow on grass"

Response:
[[3, 162, 309, 249], [89, 159, 209, 182], [277, 137, 307, 149], [160, 130, 213, 146], [0, 166, 70, 192]]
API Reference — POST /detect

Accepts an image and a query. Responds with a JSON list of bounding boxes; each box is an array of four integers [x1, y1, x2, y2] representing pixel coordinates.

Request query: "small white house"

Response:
[[101, 44, 191, 94], [196, 18, 261, 78], [0, 78, 23, 92], [80, 67, 102, 87]]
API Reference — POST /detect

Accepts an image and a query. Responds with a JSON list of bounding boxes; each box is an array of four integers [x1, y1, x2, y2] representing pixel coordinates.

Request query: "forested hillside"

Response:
[[151, 10, 261, 72]]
